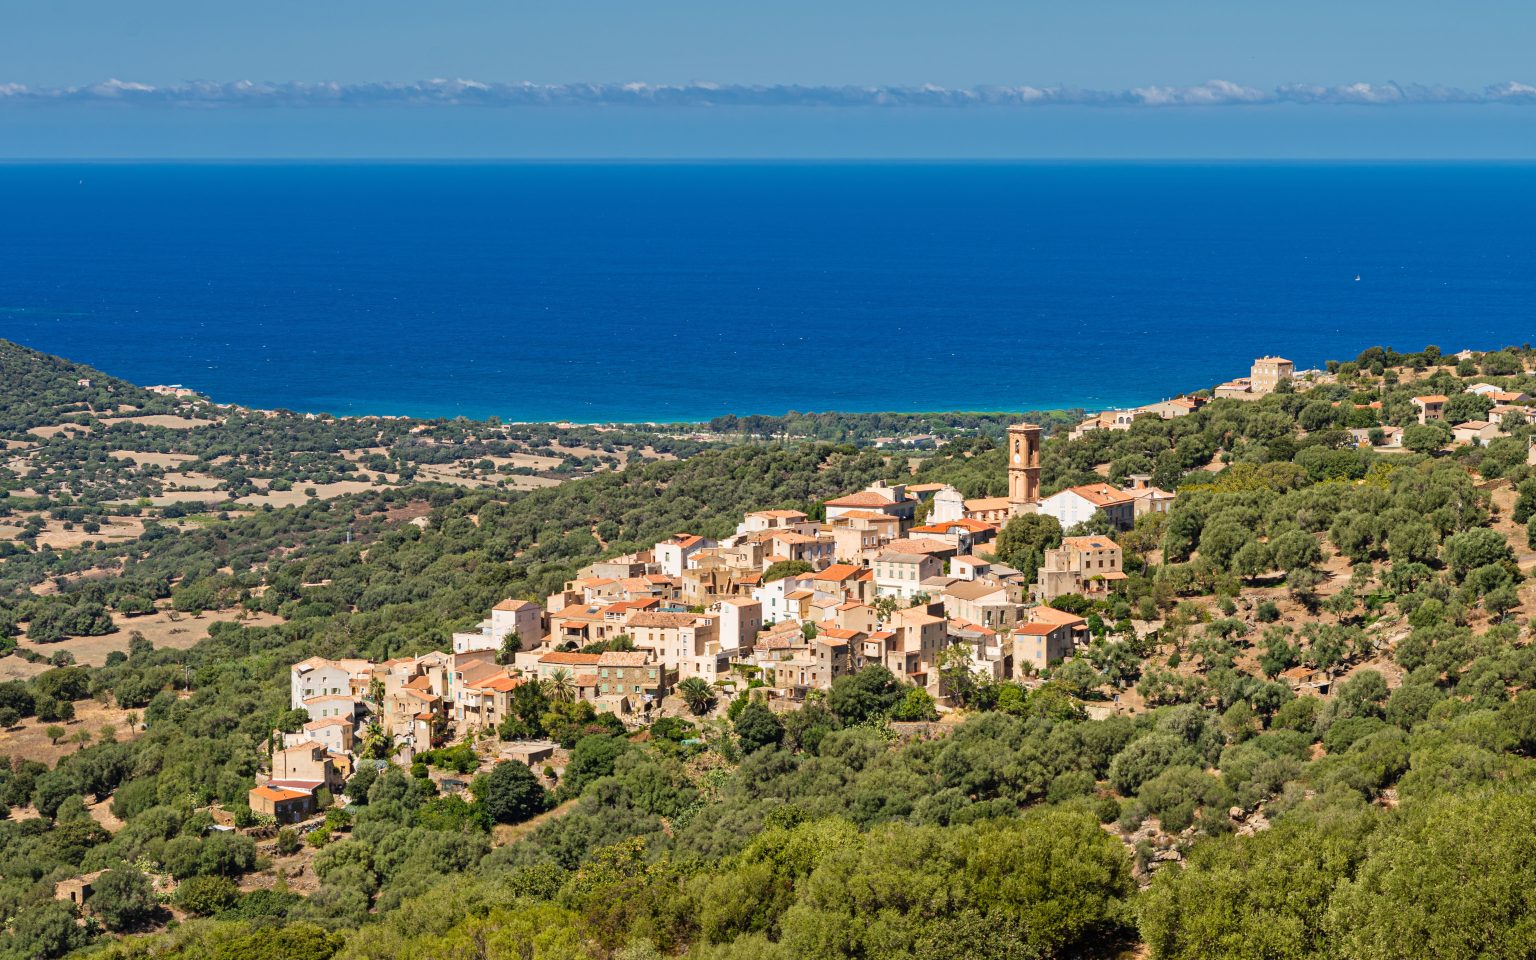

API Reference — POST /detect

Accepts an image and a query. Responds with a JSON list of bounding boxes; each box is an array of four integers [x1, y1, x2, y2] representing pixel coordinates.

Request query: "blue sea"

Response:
[[1, 162, 1533, 422]]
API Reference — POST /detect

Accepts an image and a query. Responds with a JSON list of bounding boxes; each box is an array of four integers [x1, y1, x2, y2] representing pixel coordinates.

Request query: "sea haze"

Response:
[[1, 161, 1532, 422]]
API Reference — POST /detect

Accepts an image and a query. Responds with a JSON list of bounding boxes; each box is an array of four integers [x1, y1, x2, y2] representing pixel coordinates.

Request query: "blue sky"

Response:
[[4, 1, 1535, 157]]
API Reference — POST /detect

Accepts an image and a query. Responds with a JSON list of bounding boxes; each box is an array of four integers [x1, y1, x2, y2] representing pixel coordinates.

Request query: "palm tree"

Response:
[[361, 720, 393, 760], [546, 668, 576, 704], [677, 676, 716, 716]]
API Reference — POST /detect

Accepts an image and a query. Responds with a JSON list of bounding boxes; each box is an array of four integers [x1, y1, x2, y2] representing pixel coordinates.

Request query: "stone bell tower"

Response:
[[1007, 422, 1041, 516]]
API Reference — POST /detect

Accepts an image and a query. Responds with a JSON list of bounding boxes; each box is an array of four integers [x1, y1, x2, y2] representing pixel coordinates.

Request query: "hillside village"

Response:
[[258, 422, 1175, 817], [13, 343, 1536, 960], [255, 350, 1536, 823]]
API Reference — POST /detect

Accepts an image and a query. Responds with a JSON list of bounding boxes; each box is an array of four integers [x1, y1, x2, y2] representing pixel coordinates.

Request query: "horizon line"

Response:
[[6, 78, 1536, 109]]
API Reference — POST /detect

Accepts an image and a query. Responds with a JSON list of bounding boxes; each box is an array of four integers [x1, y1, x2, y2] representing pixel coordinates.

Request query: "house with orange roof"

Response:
[[767, 631, 858, 695], [457, 671, 526, 734], [1013, 620, 1079, 672], [823, 510, 901, 561], [625, 610, 727, 681], [752, 529, 835, 569], [547, 602, 628, 647], [1068, 409, 1139, 441], [962, 496, 1014, 524], [713, 597, 763, 651], [655, 533, 715, 577], [880, 537, 959, 563], [947, 619, 1010, 681], [271, 740, 343, 793], [453, 598, 547, 657], [823, 480, 918, 522], [248, 784, 315, 823], [861, 607, 947, 689], [1034, 535, 1125, 601], [908, 517, 996, 554], [285, 715, 356, 756], [590, 650, 666, 708], [1036, 483, 1137, 531], [301, 694, 357, 724], [942, 577, 1024, 631], [1452, 419, 1501, 447], [949, 555, 991, 581], [752, 570, 813, 623], [737, 508, 816, 537], [1412, 394, 1448, 424], [832, 600, 881, 634], [1136, 395, 1206, 419]]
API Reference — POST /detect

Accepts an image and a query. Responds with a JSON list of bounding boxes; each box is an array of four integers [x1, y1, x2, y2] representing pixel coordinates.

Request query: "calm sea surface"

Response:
[[1, 162, 1533, 422]]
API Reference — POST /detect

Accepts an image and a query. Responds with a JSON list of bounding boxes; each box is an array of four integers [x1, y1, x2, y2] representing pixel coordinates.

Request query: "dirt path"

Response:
[[492, 798, 579, 847]]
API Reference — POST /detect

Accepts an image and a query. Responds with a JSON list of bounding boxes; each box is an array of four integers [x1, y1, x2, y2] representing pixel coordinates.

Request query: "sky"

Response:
[[3, 1, 1536, 157]]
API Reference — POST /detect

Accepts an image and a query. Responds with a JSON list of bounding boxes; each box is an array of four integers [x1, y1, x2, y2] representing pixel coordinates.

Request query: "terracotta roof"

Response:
[[1414, 395, 1449, 404], [1014, 622, 1060, 636], [1058, 484, 1135, 508], [946, 519, 999, 532], [812, 563, 862, 582], [964, 496, 1013, 511], [251, 785, 310, 803], [405, 675, 432, 690], [304, 716, 352, 729], [627, 611, 706, 629], [598, 651, 651, 667], [1062, 536, 1118, 551], [749, 509, 809, 519], [494, 598, 539, 611], [471, 675, 524, 692], [1032, 605, 1087, 626], [538, 652, 602, 665], [945, 579, 1008, 601], [825, 491, 908, 508], [834, 509, 902, 521], [884, 538, 955, 555]]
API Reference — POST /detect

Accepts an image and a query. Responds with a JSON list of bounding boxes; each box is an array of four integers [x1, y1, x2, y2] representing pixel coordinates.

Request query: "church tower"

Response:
[[1007, 422, 1041, 516]]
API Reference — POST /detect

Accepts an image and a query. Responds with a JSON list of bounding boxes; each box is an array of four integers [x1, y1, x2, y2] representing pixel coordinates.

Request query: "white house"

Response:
[[290, 657, 369, 711], [453, 598, 545, 654], [753, 573, 812, 623], [714, 597, 763, 652], [872, 551, 944, 600], [1036, 484, 1137, 531], [655, 534, 712, 577]]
